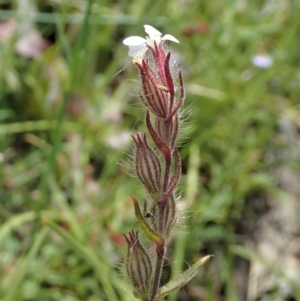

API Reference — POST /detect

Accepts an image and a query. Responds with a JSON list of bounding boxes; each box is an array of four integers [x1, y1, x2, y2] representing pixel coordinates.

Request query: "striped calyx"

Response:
[[123, 231, 153, 298], [132, 133, 161, 198]]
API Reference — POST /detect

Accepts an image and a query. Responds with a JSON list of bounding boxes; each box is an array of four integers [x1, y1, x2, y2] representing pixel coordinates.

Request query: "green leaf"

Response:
[[3, 228, 48, 301], [43, 218, 119, 300], [131, 195, 165, 252], [0, 212, 35, 248], [154, 255, 212, 301]]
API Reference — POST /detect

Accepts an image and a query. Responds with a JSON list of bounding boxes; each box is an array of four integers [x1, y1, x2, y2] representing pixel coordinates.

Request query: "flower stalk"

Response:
[[122, 25, 211, 301]]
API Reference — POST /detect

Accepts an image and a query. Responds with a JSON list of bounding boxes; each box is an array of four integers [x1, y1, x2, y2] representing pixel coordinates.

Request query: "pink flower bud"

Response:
[[132, 134, 162, 197], [136, 58, 171, 119], [123, 231, 153, 298], [155, 113, 179, 151]]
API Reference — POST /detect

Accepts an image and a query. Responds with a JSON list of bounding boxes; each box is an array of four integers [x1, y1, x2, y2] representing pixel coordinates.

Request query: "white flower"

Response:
[[252, 54, 273, 68], [123, 25, 179, 58]]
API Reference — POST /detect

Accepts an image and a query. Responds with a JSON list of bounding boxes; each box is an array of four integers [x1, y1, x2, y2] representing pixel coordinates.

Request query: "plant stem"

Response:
[[151, 121, 173, 300], [162, 160, 171, 194], [150, 247, 165, 301]]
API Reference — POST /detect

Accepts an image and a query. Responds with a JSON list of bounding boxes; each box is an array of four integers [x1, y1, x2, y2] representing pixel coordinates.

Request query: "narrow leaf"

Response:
[[3, 228, 48, 301], [44, 218, 119, 300], [0, 212, 35, 248], [131, 195, 165, 251], [154, 255, 212, 301]]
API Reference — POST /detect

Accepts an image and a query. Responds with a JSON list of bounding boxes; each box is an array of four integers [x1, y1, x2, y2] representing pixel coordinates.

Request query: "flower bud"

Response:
[[150, 193, 177, 239], [136, 59, 171, 119], [162, 194, 178, 238], [132, 134, 162, 198], [123, 231, 153, 298], [155, 113, 179, 151]]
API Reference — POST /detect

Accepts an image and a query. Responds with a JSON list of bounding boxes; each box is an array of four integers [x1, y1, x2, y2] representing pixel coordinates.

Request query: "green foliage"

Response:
[[0, 0, 298, 300]]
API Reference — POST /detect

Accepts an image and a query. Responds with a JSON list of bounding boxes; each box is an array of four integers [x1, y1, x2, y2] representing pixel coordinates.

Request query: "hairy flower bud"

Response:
[[123, 231, 153, 298], [150, 193, 177, 238], [132, 134, 162, 198], [136, 59, 171, 119], [155, 113, 179, 151]]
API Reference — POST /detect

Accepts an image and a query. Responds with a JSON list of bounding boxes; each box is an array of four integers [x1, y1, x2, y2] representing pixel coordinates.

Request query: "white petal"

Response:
[[128, 45, 148, 57], [162, 34, 179, 43], [144, 25, 162, 38], [123, 36, 146, 46], [252, 54, 273, 68]]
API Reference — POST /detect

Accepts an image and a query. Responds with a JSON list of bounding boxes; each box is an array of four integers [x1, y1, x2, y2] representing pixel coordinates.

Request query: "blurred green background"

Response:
[[0, 0, 299, 301]]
